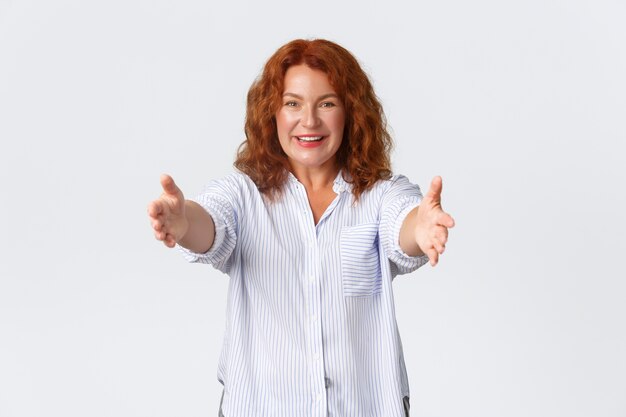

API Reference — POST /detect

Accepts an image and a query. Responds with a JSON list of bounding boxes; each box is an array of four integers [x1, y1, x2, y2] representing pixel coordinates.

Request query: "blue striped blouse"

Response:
[[179, 170, 429, 417]]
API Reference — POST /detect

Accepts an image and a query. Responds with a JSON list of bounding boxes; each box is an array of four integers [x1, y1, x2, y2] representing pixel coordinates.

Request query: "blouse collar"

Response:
[[286, 169, 353, 194]]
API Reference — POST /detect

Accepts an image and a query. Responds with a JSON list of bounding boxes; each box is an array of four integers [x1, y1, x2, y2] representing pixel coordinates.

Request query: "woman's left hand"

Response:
[[413, 176, 455, 266]]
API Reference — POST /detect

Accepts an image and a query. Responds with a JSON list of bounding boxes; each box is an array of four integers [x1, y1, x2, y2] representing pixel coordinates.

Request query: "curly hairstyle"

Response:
[[234, 38, 393, 200]]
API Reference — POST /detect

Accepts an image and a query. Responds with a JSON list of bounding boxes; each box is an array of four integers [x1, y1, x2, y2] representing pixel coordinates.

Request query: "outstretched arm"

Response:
[[147, 174, 215, 253], [399, 176, 455, 266]]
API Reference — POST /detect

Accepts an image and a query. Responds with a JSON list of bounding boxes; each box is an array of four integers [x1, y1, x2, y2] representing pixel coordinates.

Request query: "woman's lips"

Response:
[[296, 136, 323, 142], [293, 135, 326, 147]]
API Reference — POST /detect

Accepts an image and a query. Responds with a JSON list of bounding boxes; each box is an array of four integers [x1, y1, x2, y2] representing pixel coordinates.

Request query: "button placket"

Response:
[[294, 177, 328, 415], [311, 250, 327, 413]]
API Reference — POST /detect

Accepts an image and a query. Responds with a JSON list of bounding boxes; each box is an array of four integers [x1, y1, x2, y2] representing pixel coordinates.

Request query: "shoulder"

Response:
[[344, 175, 421, 217], [378, 174, 415, 188], [362, 174, 421, 199], [195, 171, 263, 206], [201, 171, 257, 192]]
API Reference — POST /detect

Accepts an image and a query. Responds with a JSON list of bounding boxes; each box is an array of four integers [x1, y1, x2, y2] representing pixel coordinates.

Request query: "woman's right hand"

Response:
[[147, 174, 189, 248]]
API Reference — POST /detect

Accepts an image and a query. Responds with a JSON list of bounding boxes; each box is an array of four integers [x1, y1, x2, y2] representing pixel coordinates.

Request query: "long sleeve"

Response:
[[177, 173, 243, 274], [379, 175, 430, 277]]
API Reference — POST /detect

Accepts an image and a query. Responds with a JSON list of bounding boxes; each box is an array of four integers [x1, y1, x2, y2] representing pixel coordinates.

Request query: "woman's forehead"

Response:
[[282, 65, 337, 95]]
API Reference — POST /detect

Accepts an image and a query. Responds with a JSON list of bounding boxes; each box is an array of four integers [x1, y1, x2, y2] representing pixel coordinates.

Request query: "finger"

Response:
[[160, 174, 182, 197], [431, 229, 446, 249], [437, 212, 455, 228], [164, 234, 177, 248], [154, 230, 165, 241], [425, 176, 443, 202], [151, 218, 165, 232], [434, 226, 448, 244], [426, 248, 439, 266], [147, 201, 163, 218], [433, 238, 446, 254]]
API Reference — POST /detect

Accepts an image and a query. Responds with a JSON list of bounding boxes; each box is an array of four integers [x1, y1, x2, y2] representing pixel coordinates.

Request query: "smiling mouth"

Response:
[[296, 136, 324, 142]]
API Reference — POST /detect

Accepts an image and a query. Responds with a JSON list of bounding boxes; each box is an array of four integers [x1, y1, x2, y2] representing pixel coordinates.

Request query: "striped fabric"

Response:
[[179, 170, 429, 417]]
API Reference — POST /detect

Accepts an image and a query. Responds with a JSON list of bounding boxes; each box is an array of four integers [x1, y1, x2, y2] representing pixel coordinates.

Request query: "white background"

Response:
[[1, 0, 625, 416]]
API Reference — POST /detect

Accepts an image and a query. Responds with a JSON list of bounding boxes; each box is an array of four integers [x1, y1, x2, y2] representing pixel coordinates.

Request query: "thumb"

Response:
[[425, 176, 443, 201], [160, 174, 183, 197]]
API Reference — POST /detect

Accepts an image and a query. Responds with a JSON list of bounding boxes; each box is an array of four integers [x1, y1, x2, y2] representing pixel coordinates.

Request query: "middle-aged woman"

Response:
[[148, 39, 455, 417]]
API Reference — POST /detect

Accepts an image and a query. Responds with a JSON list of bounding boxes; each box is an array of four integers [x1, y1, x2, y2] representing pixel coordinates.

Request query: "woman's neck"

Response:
[[290, 163, 340, 193]]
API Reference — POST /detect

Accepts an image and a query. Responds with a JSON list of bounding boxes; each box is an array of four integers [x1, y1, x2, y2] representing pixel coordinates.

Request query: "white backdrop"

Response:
[[1, 0, 624, 416]]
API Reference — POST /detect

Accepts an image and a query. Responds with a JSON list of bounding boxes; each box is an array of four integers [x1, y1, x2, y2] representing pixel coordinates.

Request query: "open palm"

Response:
[[147, 174, 189, 248], [414, 176, 455, 266]]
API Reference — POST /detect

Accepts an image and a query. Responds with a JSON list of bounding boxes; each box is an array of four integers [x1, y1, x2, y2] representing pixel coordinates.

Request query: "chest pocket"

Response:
[[340, 222, 382, 297]]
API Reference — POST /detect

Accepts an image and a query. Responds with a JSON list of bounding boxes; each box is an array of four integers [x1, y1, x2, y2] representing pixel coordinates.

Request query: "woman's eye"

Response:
[[285, 101, 298, 107], [320, 102, 336, 108]]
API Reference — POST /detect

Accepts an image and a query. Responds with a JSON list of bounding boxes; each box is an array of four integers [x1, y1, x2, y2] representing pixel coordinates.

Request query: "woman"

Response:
[[148, 39, 454, 417]]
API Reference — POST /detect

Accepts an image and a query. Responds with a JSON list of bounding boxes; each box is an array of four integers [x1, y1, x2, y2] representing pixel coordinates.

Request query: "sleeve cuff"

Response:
[[176, 194, 237, 269], [176, 220, 227, 263], [391, 201, 430, 265]]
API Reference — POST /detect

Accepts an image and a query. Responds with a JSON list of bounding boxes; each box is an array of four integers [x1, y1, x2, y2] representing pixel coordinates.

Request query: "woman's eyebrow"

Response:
[[282, 92, 339, 100]]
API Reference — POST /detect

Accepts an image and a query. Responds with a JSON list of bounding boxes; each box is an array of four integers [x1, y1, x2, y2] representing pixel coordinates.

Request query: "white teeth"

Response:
[[297, 136, 323, 142]]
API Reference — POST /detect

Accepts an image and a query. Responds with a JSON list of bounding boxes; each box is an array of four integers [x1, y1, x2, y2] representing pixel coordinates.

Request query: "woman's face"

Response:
[[275, 64, 345, 174]]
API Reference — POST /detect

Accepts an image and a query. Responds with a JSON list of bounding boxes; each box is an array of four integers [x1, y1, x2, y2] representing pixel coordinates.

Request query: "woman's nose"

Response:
[[301, 106, 321, 128]]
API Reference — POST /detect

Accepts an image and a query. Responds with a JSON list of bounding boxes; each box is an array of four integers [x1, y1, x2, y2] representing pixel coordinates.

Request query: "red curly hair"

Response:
[[234, 39, 393, 200]]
